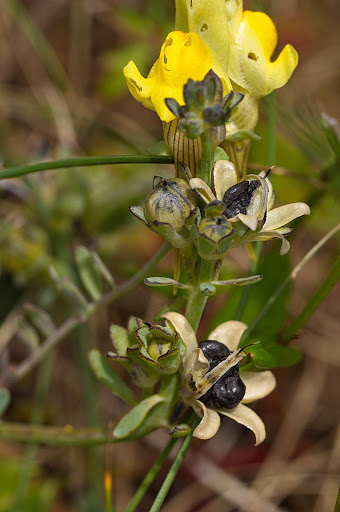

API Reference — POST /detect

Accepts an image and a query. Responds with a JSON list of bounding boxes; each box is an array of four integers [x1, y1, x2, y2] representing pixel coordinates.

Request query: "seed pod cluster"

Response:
[[198, 340, 246, 409]]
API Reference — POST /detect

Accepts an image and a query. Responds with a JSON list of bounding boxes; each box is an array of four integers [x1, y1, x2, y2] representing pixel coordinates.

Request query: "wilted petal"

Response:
[[263, 203, 311, 231], [162, 312, 197, 357], [251, 230, 291, 255], [208, 320, 247, 350], [218, 403, 266, 445], [212, 160, 238, 201], [237, 213, 258, 231], [193, 401, 221, 439], [241, 370, 276, 402], [190, 178, 216, 203]]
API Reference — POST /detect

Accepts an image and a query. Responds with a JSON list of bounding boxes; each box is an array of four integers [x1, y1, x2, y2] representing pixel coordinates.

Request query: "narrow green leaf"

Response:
[[144, 277, 188, 288], [281, 257, 340, 343], [91, 251, 115, 289], [17, 319, 40, 350], [113, 395, 165, 440], [23, 303, 56, 338], [89, 349, 136, 406], [0, 389, 10, 416], [49, 267, 88, 317], [75, 246, 103, 301], [211, 275, 263, 286]]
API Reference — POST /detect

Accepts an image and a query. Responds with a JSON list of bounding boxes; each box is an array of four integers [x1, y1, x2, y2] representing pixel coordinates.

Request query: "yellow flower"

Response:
[[123, 31, 232, 123], [228, 10, 298, 99], [163, 312, 276, 444]]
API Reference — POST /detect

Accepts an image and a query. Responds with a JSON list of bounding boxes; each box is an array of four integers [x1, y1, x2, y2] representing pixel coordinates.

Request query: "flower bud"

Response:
[[144, 177, 197, 248]]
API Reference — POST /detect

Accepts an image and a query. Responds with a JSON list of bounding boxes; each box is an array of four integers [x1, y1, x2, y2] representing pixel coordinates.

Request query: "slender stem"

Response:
[[199, 132, 213, 185], [185, 258, 219, 331], [281, 256, 340, 344], [0, 155, 173, 180], [0, 422, 110, 446], [149, 416, 200, 512], [4, 242, 171, 386], [125, 438, 177, 512]]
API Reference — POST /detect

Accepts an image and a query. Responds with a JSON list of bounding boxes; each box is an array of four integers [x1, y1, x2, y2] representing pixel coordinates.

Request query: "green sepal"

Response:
[[110, 324, 136, 356], [113, 394, 166, 440], [0, 389, 11, 417], [75, 246, 103, 301], [169, 423, 191, 438], [157, 348, 181, 373], [138, 346, 158, 365], [23, 303, 56, 338], [129, 206, 148, 225], [213, 147, 229, 162], [89, 349, 137, 406]]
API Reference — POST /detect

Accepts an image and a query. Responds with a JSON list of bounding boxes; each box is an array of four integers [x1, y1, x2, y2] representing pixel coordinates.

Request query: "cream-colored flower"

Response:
[[190, 160, 311, 254], [163, 312, 276, 445]]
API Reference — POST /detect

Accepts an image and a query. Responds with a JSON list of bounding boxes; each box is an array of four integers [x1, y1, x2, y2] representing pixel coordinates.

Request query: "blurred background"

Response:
[[0, 0, 339, 511]]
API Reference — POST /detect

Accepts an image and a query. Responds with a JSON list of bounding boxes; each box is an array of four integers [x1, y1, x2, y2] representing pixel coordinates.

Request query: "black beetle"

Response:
[[198, 340, 246, 409]]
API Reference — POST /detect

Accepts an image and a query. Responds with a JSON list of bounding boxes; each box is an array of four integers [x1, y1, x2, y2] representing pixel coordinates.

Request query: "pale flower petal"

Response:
[[237, 213, 258, 231], [241, 371, 276, 402], [218, 403, 266, 445], [263, 203, 311, 231], [193, 401, 221, 439], [251, 230, 291, 255], [208, 320, 247, 350], [190, 178, 216, 203], [212, 160, 238, 201], [162, 312, 197, 357]]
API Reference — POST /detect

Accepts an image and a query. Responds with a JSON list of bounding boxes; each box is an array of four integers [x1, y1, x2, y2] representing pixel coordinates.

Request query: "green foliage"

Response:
[[0, 389, 10, 417], [89, 349, 137, 406]]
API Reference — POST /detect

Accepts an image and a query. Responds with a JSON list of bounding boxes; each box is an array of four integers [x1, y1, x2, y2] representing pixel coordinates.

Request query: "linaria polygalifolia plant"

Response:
[[1, 1, 340, 511]]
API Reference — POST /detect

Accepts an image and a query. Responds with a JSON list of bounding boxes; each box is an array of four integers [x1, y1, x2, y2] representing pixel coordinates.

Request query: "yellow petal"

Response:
[[228, 11, 298, 98], [263, 203, 311, 231], [123, 31, 232, 122], [212, 160, 238, 201]]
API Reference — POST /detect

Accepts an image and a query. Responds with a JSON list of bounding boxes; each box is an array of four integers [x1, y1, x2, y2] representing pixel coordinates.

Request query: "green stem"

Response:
[[125, 438, 177, 512], [0, 422, 109, 446], [149, 416, 200, 512], [199, 132, 213, 185], [0, 155, 174, 180], [4, 242, 172, 387], [185, 258, 220, 331], [281, 256, 340, 344]]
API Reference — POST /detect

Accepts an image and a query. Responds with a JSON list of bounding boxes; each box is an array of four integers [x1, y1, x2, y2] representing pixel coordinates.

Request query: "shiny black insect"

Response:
[[198, 340, 245, 409], [222, 180, 260, 218]]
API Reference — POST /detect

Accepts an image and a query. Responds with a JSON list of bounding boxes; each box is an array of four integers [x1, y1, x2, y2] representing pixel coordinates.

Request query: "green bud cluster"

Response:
[[165, 70, 243, 140], [107, 317, 186, 388]]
